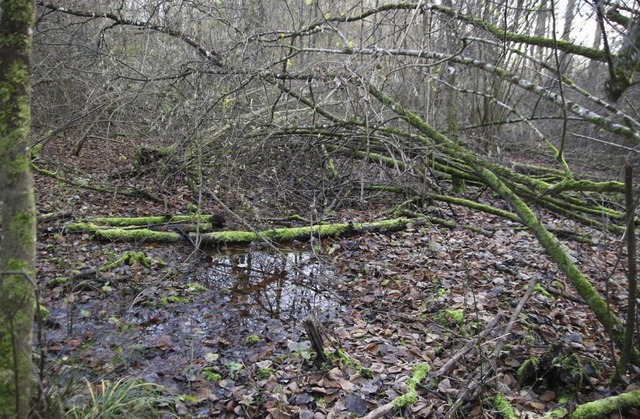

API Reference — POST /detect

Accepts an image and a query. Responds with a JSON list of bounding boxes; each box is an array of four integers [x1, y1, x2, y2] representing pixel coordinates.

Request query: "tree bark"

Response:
[[603, 5, 640, 101], [0, 0, 37, 416]]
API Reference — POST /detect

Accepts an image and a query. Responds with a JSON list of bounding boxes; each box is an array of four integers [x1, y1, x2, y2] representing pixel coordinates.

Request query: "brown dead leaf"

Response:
[[339, 378, 355, 391], [66, 338, 83, 350], [364, 342, 380, 355], [363, 295, 375, 303], [538, 390, 556, 402], [500, 373, 518, 389], [155, 335, 173, 351], [192, 386, 215, 403], [267, 407, 290, 419], [370, 363, 385, 373], [529, 401, 545, 410], [327, 367, 343, 381]]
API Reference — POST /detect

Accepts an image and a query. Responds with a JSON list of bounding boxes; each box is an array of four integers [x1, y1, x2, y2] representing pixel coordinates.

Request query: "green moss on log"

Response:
[[393, 363, 430, 408], [95, 228, 181, 242], [92, 218, 415, 245], [570, 388, 640, 418], [71, 214, 219, 228], [493, 393, 517, 419]]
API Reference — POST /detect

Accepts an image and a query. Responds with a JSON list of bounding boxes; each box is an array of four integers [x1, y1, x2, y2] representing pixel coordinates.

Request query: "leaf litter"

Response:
[[34, 137, 632, 417]]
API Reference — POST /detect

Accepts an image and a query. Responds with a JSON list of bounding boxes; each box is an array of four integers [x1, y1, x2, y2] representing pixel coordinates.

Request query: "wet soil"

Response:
[[33, 133, 632, 417]]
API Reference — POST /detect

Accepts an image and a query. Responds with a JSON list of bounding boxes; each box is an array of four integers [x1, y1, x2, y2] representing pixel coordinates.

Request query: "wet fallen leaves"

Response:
[[33, 138, 634, 418]]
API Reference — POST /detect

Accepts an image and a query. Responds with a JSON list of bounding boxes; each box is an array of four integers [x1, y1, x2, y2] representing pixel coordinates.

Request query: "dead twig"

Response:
[[444, 276, 538, 418]]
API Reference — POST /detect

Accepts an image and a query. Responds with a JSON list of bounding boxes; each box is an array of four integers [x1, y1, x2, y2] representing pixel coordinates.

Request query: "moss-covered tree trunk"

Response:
[[0, 0, 37, 416]]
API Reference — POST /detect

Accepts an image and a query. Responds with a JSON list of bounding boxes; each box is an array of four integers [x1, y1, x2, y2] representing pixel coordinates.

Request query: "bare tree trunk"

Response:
[[0, 0, 37, 416], [562, 0, 576, 41], [588, 15, 603, 81], [560, 0, 577, 71], [535, 0, 549, 60]]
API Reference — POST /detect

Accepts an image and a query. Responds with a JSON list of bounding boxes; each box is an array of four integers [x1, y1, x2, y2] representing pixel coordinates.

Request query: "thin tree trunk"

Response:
[[560, 0, 576, 71], [615, 159, 637, 383], [588, 15, 603, 80], [535, 0, 549, 60]]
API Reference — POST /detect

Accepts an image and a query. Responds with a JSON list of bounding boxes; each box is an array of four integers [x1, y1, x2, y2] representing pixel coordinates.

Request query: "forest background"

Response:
[[2, 0, 640, 417]]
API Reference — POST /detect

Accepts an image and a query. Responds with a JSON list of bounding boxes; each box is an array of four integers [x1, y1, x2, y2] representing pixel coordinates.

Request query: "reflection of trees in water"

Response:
[[207, 252, 334, 321]]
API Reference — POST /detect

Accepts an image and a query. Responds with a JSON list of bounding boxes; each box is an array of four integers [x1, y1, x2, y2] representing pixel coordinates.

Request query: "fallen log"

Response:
[[64, 214, 224, 232], [93, 217, 421, 246]]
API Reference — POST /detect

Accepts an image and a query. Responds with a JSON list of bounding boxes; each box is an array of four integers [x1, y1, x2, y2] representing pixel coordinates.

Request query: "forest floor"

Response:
[[33, 136, 635, 418]]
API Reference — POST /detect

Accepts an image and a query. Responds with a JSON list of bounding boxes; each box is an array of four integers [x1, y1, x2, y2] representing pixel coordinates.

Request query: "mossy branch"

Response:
[[368, 83, 636, 363]]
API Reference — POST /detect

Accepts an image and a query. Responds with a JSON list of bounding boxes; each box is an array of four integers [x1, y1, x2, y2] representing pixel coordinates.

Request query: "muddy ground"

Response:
[[34, 135, 632, 418]]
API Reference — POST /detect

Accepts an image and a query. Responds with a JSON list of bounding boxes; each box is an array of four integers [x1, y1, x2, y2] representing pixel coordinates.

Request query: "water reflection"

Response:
[[203, 251, 338, 322]]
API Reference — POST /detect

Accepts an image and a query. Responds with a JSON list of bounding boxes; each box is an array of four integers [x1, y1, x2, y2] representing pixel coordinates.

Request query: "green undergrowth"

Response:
[[99, 251, 166, 272], [63, 377, 177, 418], [328, 348, 372, 378], [394, 363, 430, 407]]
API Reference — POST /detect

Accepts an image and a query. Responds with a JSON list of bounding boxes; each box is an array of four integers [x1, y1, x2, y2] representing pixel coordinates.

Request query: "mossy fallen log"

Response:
[[95, 228, 182, 243], [569, 388, 640, 418], [94, 217, 421, 246], [65, 214, 224, 232], [540, 388, 640, 418], [93, 217, 484, 247]]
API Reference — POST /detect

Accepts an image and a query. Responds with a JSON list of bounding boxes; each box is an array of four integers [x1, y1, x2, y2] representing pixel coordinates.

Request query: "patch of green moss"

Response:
[[257, 368, 273, 379], [517, 344, 583, 399], [159, 295, 190, 305], [516, 357, 539, 386], [47, 277, 69, 288], [493, 393, 517, 419], [202, 367, 222, 382], [534, 284, 554, 300], [331, 348, 372, 378], [180, 395, 197, 403], [30, 143, 42, 159], [446, 309, 464, 324], [435, 309, 465, 326], [99, 250, 155, 272], [186, 282, 208, 293], [393, 363, 430, 408], [245, 335, 260, 345], [394, 392, 417, 407], [37, 304, 49, 320]]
